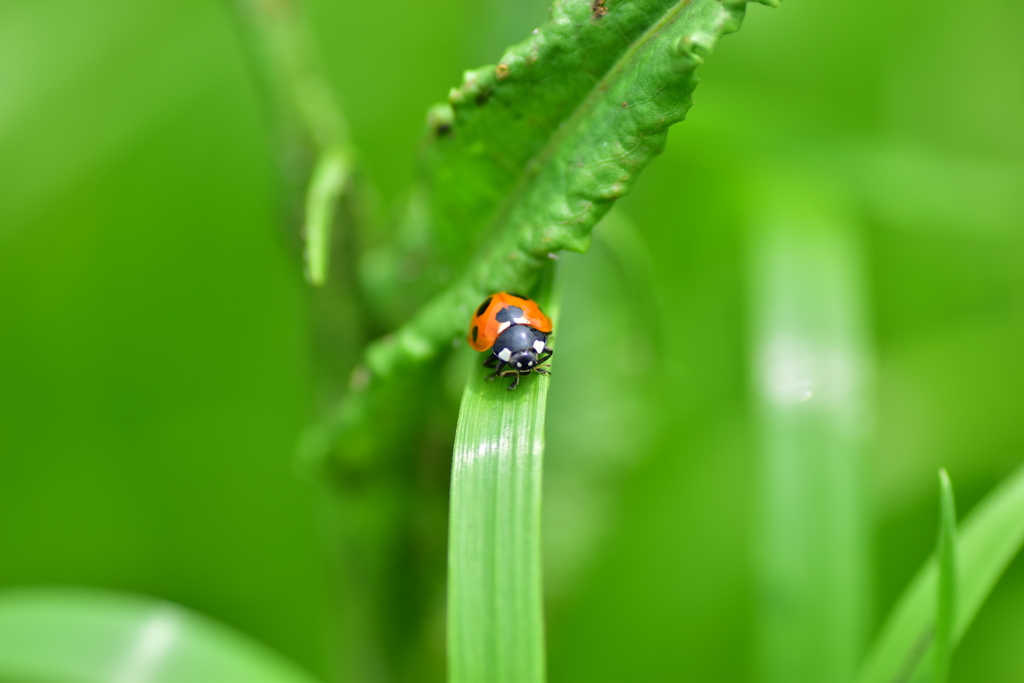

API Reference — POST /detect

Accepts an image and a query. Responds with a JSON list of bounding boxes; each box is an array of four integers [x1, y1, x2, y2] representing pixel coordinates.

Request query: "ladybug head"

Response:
[[507, 347, 540, 371], [493, 324, 547, 370]]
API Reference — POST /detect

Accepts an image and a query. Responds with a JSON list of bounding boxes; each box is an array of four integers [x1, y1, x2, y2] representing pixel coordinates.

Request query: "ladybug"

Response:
[[467, 292, 554, 390]]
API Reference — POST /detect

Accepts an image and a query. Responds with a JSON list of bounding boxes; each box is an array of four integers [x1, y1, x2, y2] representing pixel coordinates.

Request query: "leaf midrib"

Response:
[[483, 0, 693, 242]]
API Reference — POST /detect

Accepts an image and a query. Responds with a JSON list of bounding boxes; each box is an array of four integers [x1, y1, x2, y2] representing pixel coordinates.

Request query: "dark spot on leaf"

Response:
[[435, 122, 452, 136], [592, 0, 607, 19], [476, 296, 493, 317], [475, 87, 493, 106], [472, 326, 479, 343]]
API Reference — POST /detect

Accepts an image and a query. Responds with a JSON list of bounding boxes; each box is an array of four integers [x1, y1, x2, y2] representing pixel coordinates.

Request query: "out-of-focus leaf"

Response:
[[230, 0, 355, 287], [304, 149, 349, 285], [0, 587, 319, 683], [745, 175, 872, 683], [857, 461, 1024, 683]]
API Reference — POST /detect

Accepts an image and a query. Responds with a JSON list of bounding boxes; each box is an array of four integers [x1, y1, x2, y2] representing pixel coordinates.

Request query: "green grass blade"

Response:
[[304, 149, 348, 286], [448, 287, 560, 683], [745, 177, 872, 683], [231, 0, 354, 287], [933, 469, 958, 683], [857, 461, 1024, 683], [0, 587, 318, 683]]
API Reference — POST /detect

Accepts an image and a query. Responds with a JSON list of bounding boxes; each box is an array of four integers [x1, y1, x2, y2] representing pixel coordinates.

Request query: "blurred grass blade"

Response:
[[448, 283, 560, 683], [745, 175, 872, 683], [231, 0, 354, 287], [304, 149, 348, 285], [857, 461, 1024, 683], [0, 587, 318, 683], [933, 469, 958, 683]]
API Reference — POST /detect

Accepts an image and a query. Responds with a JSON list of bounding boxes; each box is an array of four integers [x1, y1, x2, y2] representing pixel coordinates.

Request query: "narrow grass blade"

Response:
[[230, 0, 354, 287], [0, 587, 318, 683], [448, 286, 559, 683], [304, 149, 348, 285], [857, 461, 1024, 683], [933, 469, 958, 683], [745, 177, 872, 683]]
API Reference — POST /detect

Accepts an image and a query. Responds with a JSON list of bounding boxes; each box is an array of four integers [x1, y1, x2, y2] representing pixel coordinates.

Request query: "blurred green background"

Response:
[[2, 1, 1023, 681]]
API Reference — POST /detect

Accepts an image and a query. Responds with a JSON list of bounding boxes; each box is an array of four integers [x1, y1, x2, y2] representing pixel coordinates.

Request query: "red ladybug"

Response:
[[467, 292, 554, 390]]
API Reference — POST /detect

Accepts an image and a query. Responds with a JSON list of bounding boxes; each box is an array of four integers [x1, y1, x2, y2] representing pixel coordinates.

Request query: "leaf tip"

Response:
[[939, 468, 952, 492], [304, 257, 326, 287]]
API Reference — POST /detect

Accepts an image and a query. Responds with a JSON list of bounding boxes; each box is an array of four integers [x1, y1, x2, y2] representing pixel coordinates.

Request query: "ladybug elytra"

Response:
[[467, 292, 554, 390]]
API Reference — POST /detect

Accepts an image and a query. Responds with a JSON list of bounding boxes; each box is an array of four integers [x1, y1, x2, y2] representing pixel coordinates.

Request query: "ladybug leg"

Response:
[[495, 368, 522, 390], [533, 348, 554, 375], [482, 355, 499, 369], [485, 360, 507, 381]]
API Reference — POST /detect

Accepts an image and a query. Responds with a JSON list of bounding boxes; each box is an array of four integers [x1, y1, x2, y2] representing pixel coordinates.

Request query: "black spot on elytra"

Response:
[[507, 292, 531, 301], [495, 305, 524, 324], [472, 326, 479, 343], [476, 297, 493, 317]]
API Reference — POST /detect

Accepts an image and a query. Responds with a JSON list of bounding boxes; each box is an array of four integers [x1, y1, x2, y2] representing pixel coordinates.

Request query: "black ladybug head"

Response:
[[492, 324, 547, 370]]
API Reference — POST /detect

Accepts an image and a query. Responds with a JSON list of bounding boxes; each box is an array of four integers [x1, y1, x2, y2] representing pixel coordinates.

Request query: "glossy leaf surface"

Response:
[[448, 278, 559, 683]]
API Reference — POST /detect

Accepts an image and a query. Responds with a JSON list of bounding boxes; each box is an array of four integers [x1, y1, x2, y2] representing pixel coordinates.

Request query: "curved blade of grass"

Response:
[[230, 0, 355, 287], [365, 0, 777, 380], [857, 461, 1024, 683], [933, 469, 958, 683], [304, 149, 349, 285], [0, 587, 318, 683], [448, 277, 560, 683]]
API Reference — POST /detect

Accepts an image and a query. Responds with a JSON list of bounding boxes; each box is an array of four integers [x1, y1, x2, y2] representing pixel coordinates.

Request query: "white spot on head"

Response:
[[533, 340, 545, 353], [528, 360, 534, 366], [516, 361, 522, 368], [497, 348, 512, 362]]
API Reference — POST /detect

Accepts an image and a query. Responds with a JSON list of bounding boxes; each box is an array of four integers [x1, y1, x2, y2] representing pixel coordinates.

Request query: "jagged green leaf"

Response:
[[365, 0, 776, 379]]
